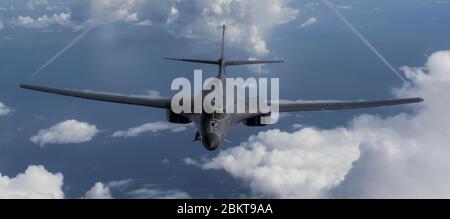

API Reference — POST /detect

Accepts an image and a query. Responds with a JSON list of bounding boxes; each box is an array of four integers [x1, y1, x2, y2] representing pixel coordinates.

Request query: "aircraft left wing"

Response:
[[20, 84, 171, 108], [276, 98, 423, 112]]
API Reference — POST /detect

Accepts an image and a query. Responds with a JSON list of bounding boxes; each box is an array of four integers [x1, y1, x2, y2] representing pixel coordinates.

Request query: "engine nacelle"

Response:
[[166, 110, 192, 124], [243, 114, 270, 127]]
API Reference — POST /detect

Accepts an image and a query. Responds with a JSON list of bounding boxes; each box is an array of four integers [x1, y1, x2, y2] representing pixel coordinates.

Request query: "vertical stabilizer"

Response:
[[221, 24, 226, 61], [218, 24, 226, 78]]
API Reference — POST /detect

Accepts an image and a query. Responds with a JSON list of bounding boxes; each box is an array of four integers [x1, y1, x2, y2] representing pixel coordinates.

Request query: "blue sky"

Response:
[[0, 0, 450, 198]]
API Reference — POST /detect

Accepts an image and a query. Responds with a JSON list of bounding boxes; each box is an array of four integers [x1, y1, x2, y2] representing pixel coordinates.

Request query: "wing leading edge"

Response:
[[20, 84, 171, 108], [277, 98, 423, 112]]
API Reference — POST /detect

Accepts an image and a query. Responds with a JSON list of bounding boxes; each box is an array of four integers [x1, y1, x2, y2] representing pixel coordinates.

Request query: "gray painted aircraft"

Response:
[[20, 25, 423, 151]]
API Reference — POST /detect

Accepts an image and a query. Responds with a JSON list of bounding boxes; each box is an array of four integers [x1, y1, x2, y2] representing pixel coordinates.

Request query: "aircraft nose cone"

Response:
[[202, 133, 220, 151]]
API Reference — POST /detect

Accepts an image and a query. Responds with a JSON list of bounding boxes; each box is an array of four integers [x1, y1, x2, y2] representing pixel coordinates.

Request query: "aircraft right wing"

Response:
[[276, 98, 424, 112], [20, 84, 171, 108]]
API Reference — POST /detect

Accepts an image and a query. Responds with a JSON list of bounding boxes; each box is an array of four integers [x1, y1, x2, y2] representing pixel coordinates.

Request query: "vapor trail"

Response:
[[28, 24, 96, 79], [321, 0, 408, 83]]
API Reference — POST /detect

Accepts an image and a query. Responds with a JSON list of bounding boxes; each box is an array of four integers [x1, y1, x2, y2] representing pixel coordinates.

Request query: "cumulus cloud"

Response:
[[127, 188, 190, 199], [89, 0, 299, 55], [333, 51, 450, 198], [0, 165, 64, 199], [86, 180, 189, 199], [165, 0, 299, 56], [199, 51, 450, 198], [7, 1, 299, 56], [12, 12, 72, 29], [202, 128, 360, 198], [31, 120, 98, 146], [90, 0, 142, 24], [0, 102, 12, 116], [299, 16, 317, 28], [112, 121, 190, 138], [5, 0, 147, 29], [84, 182, 113, 199]]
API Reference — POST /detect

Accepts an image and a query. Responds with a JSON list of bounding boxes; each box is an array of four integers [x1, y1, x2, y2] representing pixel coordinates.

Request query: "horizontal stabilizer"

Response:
[[163, 58, 219, 65], [225, 60, 284, 66]]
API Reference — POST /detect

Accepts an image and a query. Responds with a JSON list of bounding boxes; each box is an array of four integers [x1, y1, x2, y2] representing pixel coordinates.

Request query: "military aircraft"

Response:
[[20, 25, 423, 151]]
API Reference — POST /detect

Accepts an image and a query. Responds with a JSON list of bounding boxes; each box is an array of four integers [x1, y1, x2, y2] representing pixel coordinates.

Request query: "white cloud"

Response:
[[85, 179, 189, 199], [200, 51, 450, 198], [31, 120, 98, 147], [182, 157, 201, 167], [202, 128, 360, 198], [0, 165, 64, 199], [333, 51, 450, 198], [90, 0, 143, 24], [166, 0, 299, 56], [88, 0, 299, 55], [0, 166, 124, 199], [12, 12, 72, 29], [299, 16, 317, 28], [8, 1, 299, 56], [107, 179, 134, 189], [0, 102, 12, 116], [166, 5, 178, 24], [127, 188, 190, 199], [0, 20, 3, 30], [84, 182, 113, 199], [112, 121, 190, 138]]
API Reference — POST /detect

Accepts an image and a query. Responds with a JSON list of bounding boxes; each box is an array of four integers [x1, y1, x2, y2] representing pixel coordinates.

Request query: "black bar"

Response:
[[0, 199, 446, 218]]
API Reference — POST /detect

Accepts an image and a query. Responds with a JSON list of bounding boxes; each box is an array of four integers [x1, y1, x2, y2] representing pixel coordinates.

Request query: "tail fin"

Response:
[[225, 60, 284, 66], [221, 24, 226, 61]]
